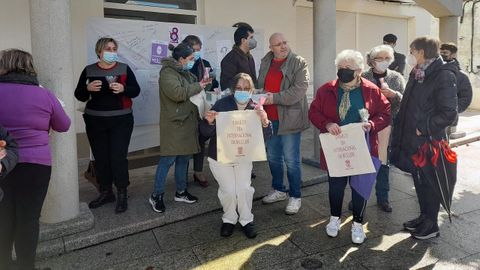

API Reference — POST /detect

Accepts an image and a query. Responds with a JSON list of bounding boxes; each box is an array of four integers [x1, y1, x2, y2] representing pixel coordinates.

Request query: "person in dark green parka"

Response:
[[149, 43, 212, 213]]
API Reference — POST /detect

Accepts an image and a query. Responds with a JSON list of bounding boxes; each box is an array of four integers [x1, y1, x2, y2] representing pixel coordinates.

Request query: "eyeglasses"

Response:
[[271, 41, 288, 47]]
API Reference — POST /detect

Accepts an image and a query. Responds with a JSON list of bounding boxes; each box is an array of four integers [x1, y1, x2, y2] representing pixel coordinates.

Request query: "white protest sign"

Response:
[[319, 123, 375, 177], [216, 110, 267, 164]]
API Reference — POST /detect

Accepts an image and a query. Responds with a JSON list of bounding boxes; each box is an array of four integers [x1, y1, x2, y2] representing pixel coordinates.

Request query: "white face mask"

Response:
[[406, 54, 417, 67], [375, 60, 390, 73]]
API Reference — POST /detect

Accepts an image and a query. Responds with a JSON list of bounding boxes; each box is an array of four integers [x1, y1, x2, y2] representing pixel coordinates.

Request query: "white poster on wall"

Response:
[[86, 17, 264, 152]]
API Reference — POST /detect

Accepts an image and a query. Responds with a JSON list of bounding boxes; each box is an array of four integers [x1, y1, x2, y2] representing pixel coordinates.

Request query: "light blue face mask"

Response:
[[193, 51, 201, 61], [184, 60, 195, 70], [234, 90, 251, 104], [102, 51, 118, 64]]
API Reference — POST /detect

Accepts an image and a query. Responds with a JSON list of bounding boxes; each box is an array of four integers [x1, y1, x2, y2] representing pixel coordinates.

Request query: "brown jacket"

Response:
[[258, 51, 310, 135]]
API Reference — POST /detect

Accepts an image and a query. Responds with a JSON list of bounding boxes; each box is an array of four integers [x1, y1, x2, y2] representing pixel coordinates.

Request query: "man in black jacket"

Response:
[[440, 43, 473, 138], [220, 24, 258, 90], [383, 34, 406, 75]]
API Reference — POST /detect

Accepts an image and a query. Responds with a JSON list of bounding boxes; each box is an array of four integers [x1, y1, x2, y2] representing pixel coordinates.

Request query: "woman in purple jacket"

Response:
[[0, 49, 71, 270]]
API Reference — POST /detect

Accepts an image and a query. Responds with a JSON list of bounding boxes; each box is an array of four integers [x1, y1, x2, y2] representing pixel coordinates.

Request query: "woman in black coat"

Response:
[[390, 36, 457, 240]]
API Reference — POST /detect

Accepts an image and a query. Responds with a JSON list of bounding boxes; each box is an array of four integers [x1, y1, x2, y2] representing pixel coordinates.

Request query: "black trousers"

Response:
[[413, 171, 440, 224], [83, 113, 133, 192], [193, 133, 209, 172], [0, 163, 51, 270], [329, 176, 367, 223]]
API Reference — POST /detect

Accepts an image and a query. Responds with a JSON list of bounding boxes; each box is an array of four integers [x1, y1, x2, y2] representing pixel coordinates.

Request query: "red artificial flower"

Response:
[[412, 142, 429, 168]]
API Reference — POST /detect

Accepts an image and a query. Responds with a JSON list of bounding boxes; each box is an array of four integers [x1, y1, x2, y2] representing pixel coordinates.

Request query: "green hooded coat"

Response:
[[159, 57, 202, 156]]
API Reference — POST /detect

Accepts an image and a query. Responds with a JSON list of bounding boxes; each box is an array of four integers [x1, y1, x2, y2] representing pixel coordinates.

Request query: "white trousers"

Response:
[[208, 158, 254, 226]]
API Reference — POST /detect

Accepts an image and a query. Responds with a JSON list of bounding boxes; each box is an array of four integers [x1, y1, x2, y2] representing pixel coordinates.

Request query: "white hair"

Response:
[[335, 49, 364, 71], [366, 45, 394, 67]]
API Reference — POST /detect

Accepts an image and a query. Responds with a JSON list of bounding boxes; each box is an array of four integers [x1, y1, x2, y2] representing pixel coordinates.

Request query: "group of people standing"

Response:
[[72, 27, 473, 244], [311, 34, 471, 244], [146, 25, 311, 239], [76, 23, 311, 240], [0, 21, 472, 268]]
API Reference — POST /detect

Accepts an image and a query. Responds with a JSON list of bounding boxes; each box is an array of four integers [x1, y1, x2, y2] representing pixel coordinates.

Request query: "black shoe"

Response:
[[115, 188, 128, 214], [149, 194, 165, 213], [88, 190, 116, 209], [410, 219, 439, 240], [220, 223, 235, 237], [242, 222, 257, 239], [403, 214, 426, 232], [174, 190, 198, 204], [377, 201, 392, 212], [348, 201, 353, 211], [193, 173, 209, 188]]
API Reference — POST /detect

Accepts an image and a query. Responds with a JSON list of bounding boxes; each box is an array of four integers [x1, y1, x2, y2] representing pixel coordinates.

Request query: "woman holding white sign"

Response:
[[309, 50, 390, 244], [200, 73, 272, 239]]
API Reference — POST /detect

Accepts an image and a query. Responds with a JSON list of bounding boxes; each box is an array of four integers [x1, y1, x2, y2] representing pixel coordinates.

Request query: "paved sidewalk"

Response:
[[37, 139, 480, 270], [450, 110, 480, 147]]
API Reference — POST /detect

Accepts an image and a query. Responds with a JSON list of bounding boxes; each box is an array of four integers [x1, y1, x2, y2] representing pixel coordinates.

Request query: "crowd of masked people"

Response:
[[0, 19, 472, 269]]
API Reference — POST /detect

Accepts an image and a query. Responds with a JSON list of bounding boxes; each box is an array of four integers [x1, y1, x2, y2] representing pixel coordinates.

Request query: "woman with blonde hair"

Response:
[[200, 73, 271, 239], [75, 37, 140, 214]]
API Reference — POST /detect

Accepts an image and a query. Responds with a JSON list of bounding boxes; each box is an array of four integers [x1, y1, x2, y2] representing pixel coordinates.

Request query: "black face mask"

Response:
[[337, 68, 356, 83], [441, 55, 453, 63]]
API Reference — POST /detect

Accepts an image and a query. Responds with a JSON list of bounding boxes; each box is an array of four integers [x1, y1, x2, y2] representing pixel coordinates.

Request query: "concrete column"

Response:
[[311, 0, 336, 162], [439, 16, 459, 43], [439, 16, 463, 139], [30, 0, 80, 223]]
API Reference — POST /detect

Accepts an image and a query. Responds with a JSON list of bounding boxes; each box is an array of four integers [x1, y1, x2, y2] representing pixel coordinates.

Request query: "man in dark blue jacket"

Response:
[[383, 34, 406, 75], [440, 43, 473, 138]]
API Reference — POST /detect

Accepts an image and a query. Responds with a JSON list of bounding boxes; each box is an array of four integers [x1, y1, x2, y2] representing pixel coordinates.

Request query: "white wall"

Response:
[[294, 0, 435, 86], [0, 0, 31, 51], [203, 0, 298, 57], [458, 1, 480, 110]]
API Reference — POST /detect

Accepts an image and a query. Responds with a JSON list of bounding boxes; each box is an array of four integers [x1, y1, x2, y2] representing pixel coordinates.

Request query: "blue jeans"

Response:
[[153, 155, 191, 196], [265, 121, 302, 198]]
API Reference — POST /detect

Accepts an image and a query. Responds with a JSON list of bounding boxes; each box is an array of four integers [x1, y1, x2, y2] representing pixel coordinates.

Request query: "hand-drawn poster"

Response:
[[216, 40, 232, 64], [86, 17, 264, 151], [216, 110, 267, 164], [319, 123, 375, 177]]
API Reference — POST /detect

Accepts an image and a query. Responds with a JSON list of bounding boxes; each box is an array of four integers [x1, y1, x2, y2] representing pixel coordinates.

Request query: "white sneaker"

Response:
[[351, 222, 366, 244], [285, 197, 301, 215], [326, 216, 341, 237], [262, 190, 288, 204]]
